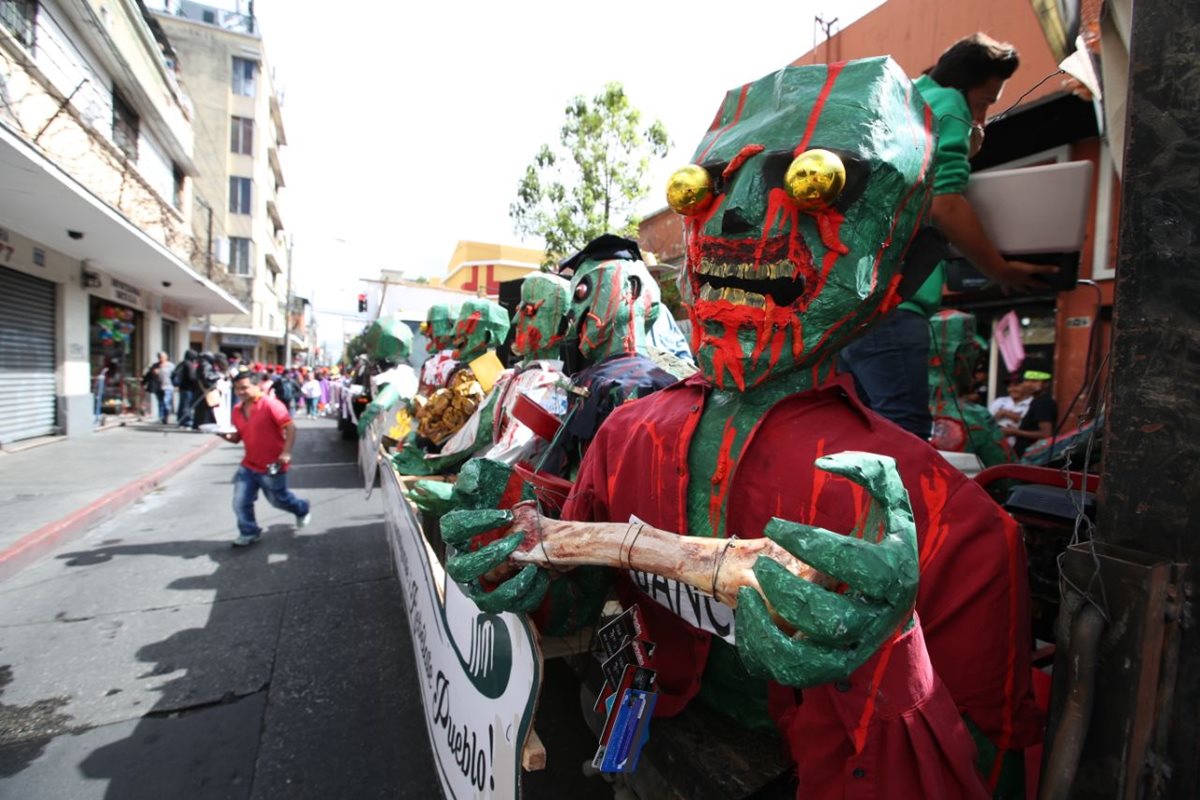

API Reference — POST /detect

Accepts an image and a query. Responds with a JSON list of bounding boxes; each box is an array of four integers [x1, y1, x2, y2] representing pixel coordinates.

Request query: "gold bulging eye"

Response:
[[784, 149, 845, 211], [666, 165, 714, 216]]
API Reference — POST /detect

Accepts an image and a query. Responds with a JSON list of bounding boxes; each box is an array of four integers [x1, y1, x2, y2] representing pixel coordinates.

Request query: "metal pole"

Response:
[[283, 234, 294, 367], [201, 198, 214, 353]]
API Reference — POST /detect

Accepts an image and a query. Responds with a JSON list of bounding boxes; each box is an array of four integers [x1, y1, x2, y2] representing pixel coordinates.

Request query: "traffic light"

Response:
[[357, 293, 367, 313]]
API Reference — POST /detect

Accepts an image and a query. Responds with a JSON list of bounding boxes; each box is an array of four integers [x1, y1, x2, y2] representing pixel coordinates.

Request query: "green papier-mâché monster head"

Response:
[[452, 298, 511, 362], [363, 315, 413, 365], [666, 57, 935, 390], [512, 273, 570, 362], [567, 257, 658, 363], [422, 303, 460, 353]]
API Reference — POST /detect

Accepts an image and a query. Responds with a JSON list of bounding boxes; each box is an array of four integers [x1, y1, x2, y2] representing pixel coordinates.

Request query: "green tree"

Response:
[[511, 83, 670, 266]]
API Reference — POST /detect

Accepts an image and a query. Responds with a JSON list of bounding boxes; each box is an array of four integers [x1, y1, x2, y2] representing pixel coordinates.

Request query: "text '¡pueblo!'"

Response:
[[627, 569, 736, 644], [432, 670, 494, 792]]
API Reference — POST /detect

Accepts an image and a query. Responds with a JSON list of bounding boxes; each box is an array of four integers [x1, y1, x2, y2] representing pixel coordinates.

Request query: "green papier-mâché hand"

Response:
[[735, 452, 919, 688], [405, 480, 454, 515], [442, 505, 549, 614], [392, 441, 435, 476]]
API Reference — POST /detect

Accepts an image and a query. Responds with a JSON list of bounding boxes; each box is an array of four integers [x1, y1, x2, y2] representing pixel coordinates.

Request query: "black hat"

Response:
[[557, 234, 643, 276]]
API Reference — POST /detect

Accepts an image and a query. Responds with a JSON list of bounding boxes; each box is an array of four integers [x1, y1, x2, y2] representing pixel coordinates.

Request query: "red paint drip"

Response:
[[815, 210, 849, 255], [723, 144, 765, 178], [793, 62, 845, 156], [707, 419, 739, 537]]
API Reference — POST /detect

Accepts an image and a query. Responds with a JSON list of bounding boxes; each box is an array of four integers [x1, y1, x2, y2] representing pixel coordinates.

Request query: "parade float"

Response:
[[364, 56, 1045, 799]]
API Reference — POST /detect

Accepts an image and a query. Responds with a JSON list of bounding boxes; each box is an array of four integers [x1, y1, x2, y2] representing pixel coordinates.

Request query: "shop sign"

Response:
[[161, 300, 188, 320], [110, 278, 144, 308], [222, 333, 259, 346], [380, 464, 541, 799]]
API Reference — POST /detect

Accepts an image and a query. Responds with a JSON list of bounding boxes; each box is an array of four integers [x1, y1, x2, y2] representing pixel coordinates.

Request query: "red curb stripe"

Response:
[[0, 437, 221, 581]]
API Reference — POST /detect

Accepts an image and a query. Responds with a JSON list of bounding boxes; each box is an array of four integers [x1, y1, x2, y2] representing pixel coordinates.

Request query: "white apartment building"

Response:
[[0, 0, 244, 444], [149, 0, 294, 365]]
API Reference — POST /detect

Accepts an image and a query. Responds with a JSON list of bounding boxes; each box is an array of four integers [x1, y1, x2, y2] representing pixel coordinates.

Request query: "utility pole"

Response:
[[283, 234, 294, 367], [195, 196, 215, 353]]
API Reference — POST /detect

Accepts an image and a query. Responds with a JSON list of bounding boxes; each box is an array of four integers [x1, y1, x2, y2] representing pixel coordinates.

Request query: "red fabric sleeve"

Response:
[[780, 615, 990, 800]]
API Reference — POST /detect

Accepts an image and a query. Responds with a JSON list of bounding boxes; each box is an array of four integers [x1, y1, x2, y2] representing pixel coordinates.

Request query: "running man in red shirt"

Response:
[[222, 369, 311, 546]]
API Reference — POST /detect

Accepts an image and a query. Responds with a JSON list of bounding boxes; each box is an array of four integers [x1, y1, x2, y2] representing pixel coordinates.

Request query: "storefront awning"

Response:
[[0, 122, 246, 315]]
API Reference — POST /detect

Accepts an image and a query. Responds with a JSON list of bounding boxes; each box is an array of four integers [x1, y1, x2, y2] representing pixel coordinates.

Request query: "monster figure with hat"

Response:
[[442, 57, 1040, 798]]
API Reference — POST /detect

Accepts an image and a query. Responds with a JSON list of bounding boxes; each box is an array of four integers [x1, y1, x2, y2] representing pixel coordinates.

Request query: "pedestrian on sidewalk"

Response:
[[301, 374, 321, 418], [221, 368, 312, 547], [142, 352, 175, 424], [172, 349, 200, 428]]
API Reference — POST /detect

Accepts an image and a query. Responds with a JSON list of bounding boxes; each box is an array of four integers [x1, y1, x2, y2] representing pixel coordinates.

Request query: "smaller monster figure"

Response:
[[927, 309, 1013, 467], [417, 303, 461, 396], [397, 298, 511, 475], [553, 238, 677, 475], [407, 275, 572, 514], [355, 316, 419, 436]]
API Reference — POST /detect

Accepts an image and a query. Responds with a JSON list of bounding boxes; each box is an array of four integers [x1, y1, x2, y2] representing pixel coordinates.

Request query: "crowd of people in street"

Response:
[[116, 353, 351, 429]]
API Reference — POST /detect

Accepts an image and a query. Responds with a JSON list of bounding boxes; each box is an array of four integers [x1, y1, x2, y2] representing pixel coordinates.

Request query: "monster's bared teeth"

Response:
[[700, 284, 721, 301]]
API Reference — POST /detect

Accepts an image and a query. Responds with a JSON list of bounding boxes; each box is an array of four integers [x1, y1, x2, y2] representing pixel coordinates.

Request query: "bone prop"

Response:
[[503, 502, 832, 609]]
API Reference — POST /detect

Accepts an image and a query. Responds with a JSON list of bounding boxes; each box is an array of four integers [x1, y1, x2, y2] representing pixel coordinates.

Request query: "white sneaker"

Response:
[[232, 534, 260, 547], [296, 511, 312, 529]]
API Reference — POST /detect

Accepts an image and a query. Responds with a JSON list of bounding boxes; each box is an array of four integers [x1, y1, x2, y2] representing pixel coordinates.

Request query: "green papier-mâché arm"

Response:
[[442, 501, 609, 632], [735, 452, 919, 688], [357, 383, 407, 436], [392, 392, 499, 476], [405, 479, 454, 515]]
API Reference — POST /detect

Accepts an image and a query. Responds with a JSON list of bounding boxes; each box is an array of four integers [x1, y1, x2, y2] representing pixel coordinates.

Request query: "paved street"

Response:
[[0, 419, 617, 800], [0, 419, 442, 799]]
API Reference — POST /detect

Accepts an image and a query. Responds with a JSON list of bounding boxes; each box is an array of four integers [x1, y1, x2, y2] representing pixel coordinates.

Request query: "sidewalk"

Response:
[[0, 422, 220, 580]]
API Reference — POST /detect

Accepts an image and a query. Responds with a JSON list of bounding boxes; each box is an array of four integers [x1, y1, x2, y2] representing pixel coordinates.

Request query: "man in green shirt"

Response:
[[839, 33, 1056, 438]]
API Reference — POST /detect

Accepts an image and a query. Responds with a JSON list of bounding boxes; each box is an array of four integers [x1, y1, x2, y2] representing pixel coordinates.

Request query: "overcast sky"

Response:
[[244, 0, 882, 346]]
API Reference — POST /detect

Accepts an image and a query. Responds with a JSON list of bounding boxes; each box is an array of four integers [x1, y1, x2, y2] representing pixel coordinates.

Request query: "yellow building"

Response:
[[437, 241, 544, 297]]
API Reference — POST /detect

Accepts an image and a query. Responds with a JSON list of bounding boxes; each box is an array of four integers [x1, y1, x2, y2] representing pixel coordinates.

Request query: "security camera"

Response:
[[162, 280, 172, 288], [67, 230, 84, 240]]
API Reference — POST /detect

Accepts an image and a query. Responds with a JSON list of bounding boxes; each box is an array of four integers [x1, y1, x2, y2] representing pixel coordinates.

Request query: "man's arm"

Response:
[[221, 431, 241, 444], [1008, 420, 1053, 441], [931, 194, 1058, 289], [278, 421, 297, 463]]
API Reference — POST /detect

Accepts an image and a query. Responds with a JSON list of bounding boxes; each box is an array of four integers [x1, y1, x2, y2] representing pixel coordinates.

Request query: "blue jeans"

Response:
[[837, 308, 933, 439], [232, 465, 310, 538], [177, 388, 195, 427], [156, 388, 174, 423]]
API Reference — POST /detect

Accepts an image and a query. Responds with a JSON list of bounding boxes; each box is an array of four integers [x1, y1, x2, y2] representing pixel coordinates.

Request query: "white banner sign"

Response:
[[626, 569, 737, 644], [381, 464, 541, 799]]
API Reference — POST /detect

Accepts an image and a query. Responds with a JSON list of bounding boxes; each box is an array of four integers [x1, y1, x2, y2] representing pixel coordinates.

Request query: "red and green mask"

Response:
[[667, 57, 935, 390], [513, 273, 570, 362], [566, 257, 656, 363], [421, 304, 460, 353], [452, 298, 511, 362]]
